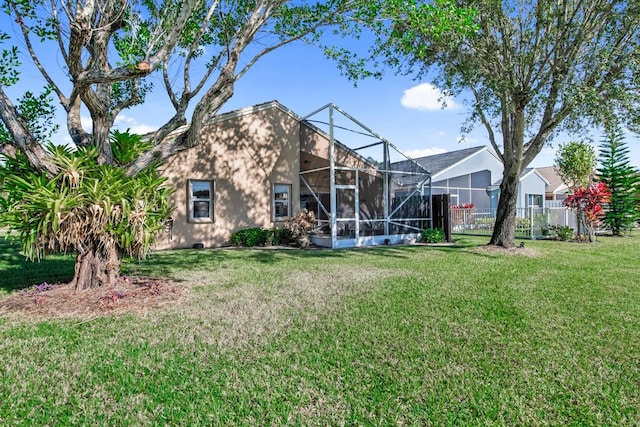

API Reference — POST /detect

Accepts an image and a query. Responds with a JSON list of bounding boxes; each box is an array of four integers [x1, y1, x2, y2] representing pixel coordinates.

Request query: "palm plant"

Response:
[[0, 131, 172, 289]]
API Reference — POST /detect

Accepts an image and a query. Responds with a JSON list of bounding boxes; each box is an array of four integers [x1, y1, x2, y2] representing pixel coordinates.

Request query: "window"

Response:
[[273, 184, 291, 219], [527, 194, 543, 208], [189, 180, 213, 221]]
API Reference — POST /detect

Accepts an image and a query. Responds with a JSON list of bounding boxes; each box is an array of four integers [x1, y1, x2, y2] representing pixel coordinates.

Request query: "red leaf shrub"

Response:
[[563, 182, 610, 241]]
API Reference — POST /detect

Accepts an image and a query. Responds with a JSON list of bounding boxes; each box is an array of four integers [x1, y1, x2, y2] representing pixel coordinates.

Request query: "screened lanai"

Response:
[[298, 103, 432, 248]]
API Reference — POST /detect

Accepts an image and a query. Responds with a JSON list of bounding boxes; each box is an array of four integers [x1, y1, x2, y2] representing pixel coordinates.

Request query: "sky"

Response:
[[3, 14, 640, 169], [118, 38, 640, 168]]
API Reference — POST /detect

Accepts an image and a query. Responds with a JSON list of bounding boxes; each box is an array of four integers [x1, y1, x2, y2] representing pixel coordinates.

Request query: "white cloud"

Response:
[[79, 114, 156, 135], [81, 115, 92, 131], [401, 83, 457, 111], [403, 147, 447, 159], [114, 114, 156, 135]]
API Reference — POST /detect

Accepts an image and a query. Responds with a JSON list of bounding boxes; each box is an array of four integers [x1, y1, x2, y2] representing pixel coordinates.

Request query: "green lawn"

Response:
[[0, 238, 75, 294], [1, 235, 639, 425]]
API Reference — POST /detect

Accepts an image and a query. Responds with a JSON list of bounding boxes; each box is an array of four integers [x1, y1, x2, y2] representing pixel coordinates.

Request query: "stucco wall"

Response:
[[157, 106, 300, 249]]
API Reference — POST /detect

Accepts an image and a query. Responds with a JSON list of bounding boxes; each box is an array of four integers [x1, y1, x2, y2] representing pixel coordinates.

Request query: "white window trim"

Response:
[[273, 183, 291, 221], [526, 193, 543, 208], [188, 179, 214, 222]]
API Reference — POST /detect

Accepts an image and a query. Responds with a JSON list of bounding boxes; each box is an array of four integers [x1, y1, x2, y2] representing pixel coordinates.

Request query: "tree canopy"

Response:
[[0, 0, 366, 289], [597, 124, 640, 235], [355, 0, 640, 247], [555, 141, 596, 189], [0, 0, 362, 174]]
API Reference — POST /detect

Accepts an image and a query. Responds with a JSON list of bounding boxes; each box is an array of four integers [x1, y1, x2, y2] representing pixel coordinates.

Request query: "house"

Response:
[[517, 168, 550, 209], [536, 166, 569, 201], [157, 101, 431, 250], [392, 146, 548, 213]]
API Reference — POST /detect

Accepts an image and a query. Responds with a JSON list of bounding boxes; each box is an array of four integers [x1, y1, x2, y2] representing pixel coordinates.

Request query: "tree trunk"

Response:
[[489, 164, 521, 248], [91, 112, 115, 165], [70, 245, 121, 290]]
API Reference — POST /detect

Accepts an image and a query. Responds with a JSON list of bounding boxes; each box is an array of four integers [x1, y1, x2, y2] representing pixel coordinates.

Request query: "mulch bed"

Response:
[[0, 275, 186, 320]]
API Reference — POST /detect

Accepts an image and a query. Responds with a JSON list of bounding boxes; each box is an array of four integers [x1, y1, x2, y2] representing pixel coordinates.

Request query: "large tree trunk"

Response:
[[92, 112, 115, 165], [70, 246, 121, 290], [489, 163, 522, 248]]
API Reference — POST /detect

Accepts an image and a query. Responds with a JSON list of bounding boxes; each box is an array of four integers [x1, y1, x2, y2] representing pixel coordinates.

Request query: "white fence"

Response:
[[451, 207, 578, 239]]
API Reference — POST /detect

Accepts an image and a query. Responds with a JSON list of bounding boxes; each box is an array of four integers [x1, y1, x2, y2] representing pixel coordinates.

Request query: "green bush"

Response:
[[230, 227, 271, 247], [271, 227, 293, 245], [515, 217, 531, 230], [421, 228, 446, 243], [550, 225, 574, 241], [230, 227, 294, 247]]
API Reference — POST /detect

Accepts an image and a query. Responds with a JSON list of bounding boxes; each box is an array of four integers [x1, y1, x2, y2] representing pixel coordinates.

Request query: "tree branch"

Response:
[[470, 84, 502, 162], [50, 0, 70, 65], [111, 80, 142, 118], [67, 95, 91, 147], [9, 2, 68, 108], [0, 86, 58, 177]]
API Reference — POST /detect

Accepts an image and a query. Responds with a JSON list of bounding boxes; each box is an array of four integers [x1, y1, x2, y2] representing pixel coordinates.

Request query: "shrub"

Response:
[[284, 209, 316, 238], [550, 225, 574, 241], [515, 217, 531, 230], [270, 227, 293, 245], [230, 227, 271, 247], [564, 182, 610, 242], [421, 228, 446, 243]]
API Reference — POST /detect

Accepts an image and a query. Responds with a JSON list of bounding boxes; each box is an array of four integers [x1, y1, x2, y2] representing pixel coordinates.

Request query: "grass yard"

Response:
[[1, 235, 639, 425]]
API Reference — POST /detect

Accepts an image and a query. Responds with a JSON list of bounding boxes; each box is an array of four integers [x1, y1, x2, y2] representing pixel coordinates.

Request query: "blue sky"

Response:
[[3, 13, 639, 169], [110, 38, 640, 168]]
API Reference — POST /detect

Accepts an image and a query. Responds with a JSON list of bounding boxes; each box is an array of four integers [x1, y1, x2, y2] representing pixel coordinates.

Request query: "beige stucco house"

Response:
[[156, 101, 431, 249]]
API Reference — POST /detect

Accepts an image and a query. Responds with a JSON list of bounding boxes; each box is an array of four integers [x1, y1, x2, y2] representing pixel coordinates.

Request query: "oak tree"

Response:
[[364, 0, 640, 247]]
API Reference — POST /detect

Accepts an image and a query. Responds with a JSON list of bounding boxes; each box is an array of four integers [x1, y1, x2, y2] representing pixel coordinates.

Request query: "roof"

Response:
[[392, 146, 490, 177], [493, 167, 550, 186], [163, 100, 295, 139], [521, 167, 550, 185], [536, 166, 569, 194], [209, 100, 407, 171]]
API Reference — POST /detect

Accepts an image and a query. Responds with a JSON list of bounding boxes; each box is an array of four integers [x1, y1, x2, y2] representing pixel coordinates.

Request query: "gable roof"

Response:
[[521, 167, 550, 185], [493, 167, 550, 186], [162, 100, 296, 139], [391, 145, 496, 179], [536, 166, 568, 194], [206, 100, 407, 172]]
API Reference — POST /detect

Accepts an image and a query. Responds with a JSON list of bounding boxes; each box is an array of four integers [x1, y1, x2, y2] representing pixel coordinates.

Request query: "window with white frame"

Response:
[[273, 184, 291, 219], [189, 180, 214, 221], [527, 194, 543, 208]]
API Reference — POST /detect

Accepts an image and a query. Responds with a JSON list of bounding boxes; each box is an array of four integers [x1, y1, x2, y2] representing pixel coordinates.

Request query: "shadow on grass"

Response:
[[130, 239, 479, 275], [0, 238, 75, 293], [2, 235, 483, 294]]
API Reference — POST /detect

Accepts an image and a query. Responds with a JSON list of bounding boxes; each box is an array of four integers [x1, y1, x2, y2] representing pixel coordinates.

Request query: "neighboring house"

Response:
[[518, 168, 550, 210], [536, 166, 570, 201], [393, 146, 547, 212], [157, 101, 430, 250], [396, 146, 502, 209]]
